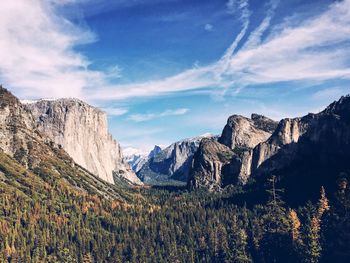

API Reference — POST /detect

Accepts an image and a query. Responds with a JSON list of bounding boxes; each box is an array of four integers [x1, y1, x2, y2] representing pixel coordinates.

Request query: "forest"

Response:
[[0, 149, 349, 263]]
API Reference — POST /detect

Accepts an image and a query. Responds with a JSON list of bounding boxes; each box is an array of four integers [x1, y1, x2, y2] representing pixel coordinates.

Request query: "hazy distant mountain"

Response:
[[123, 146, 162, 173], [137, 133, 217, 184]]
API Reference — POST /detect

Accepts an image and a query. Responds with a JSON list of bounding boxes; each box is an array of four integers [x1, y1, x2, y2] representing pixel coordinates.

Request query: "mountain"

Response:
[[137, 134, 216, 183], [24, 99, 142, 185], [188, 96, 350, 203], [218, 114, 277, 150], [0, 86, 132, 200], [188, 114, 277, 189], [249, 95, 350, 203], [123, 146, 162, 173]]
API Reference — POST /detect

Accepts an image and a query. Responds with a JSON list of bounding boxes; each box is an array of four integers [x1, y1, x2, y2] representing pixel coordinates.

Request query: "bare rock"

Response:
[[25, 99, 141, 185]]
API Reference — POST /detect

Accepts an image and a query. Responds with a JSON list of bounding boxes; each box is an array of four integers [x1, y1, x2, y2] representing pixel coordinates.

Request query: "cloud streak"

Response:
[[87, 0, 350, 101], [128, 108, 189, 122], [103, 107, 128, 116], [1, 0, 350, 102]]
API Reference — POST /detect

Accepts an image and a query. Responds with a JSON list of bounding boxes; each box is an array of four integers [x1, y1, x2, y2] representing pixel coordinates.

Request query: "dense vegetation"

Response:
[[0, 149, 349, 263]]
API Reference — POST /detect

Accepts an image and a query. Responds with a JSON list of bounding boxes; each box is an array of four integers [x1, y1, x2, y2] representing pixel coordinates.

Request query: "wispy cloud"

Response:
[[87, 0, 350, 101], [1, 0, 350, 103], [128, 108, 189, 122], [204, 23, 214, 32], [105, 65, 123, 80], [103, 107, 128, 116], [312, 87, 350, 101], [0, 0, 103, 99]]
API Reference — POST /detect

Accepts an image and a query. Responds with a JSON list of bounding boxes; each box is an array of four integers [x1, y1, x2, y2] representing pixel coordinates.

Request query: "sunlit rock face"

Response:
[[218, 114, 275, 150], [188, 114, 277, 190], [25, 98, 142, 185]]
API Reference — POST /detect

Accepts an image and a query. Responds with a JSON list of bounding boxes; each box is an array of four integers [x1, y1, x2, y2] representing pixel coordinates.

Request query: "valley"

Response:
[[0, 86, 349, 262]]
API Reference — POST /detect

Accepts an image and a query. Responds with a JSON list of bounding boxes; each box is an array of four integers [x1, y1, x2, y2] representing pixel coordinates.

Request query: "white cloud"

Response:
[[105, 65, 123, 79], [204, 23, 214, 32], [0, 0, 102, 99], [1, 0, 350, 103], [103, 107, 128, 116], [88, 0, 350, 101], [128, 108, 189, 122]]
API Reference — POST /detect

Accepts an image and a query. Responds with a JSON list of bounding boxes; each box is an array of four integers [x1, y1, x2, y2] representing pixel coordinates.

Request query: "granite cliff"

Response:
[[24, 99, 141, 185], [188, 95, 350, 203], [0, 86, 128, 199], [188, 115, 277, 189]]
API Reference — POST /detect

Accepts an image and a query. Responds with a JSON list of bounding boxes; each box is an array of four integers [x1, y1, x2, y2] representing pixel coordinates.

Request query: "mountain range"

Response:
[[135, 133, 216, 184], [7, 83, 349, 206], [188, 95, 350, 204]]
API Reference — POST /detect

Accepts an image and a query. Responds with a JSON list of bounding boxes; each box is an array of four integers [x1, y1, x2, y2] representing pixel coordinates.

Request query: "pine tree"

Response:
[[289, 209, 302, 244], [82, 253, 94, 263], [317, 187, 330, 218], [304, 187, 330, 263]]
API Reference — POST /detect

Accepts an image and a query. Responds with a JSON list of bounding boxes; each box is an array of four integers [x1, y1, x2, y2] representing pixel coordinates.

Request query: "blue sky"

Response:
[[0, 0, 350, 150]]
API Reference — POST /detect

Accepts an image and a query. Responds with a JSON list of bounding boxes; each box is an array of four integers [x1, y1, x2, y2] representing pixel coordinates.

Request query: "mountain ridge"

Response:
[[188, 94, 350, 204]]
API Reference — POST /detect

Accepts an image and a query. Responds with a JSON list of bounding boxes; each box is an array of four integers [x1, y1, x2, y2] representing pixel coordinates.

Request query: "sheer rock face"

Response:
[[252, 95, 350, 175], [248, 96, 350, 203], [188, 115, 277, 189], [25, 99, 141, 185], [251, 118, 309, 170], [218, 114, 278, 184], [0, 86, 130, 200]]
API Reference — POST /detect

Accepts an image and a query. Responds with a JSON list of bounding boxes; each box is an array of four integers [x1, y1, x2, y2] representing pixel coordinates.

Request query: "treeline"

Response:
[[0, 166, 349, 262]]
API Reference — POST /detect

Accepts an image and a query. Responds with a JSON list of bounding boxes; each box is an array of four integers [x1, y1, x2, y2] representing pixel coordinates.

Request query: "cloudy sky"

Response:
[[1, 0, 350, 150]]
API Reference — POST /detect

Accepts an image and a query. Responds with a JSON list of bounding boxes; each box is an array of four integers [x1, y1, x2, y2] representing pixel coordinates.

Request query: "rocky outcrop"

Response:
[[188, 138, 239, 191], [25, 99, 141, 185], [251, 118, 309, 170], [0, 87, 42, 167], [246, 96, 350, 203], [251, 114, 279, 133], [219, 114, 277, 150], [188, 115, 277, 189], [138, 134, 215, 183]]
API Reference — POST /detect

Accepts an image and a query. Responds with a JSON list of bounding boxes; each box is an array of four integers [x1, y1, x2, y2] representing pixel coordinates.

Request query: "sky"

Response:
[[0, 0, 350, 151]]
